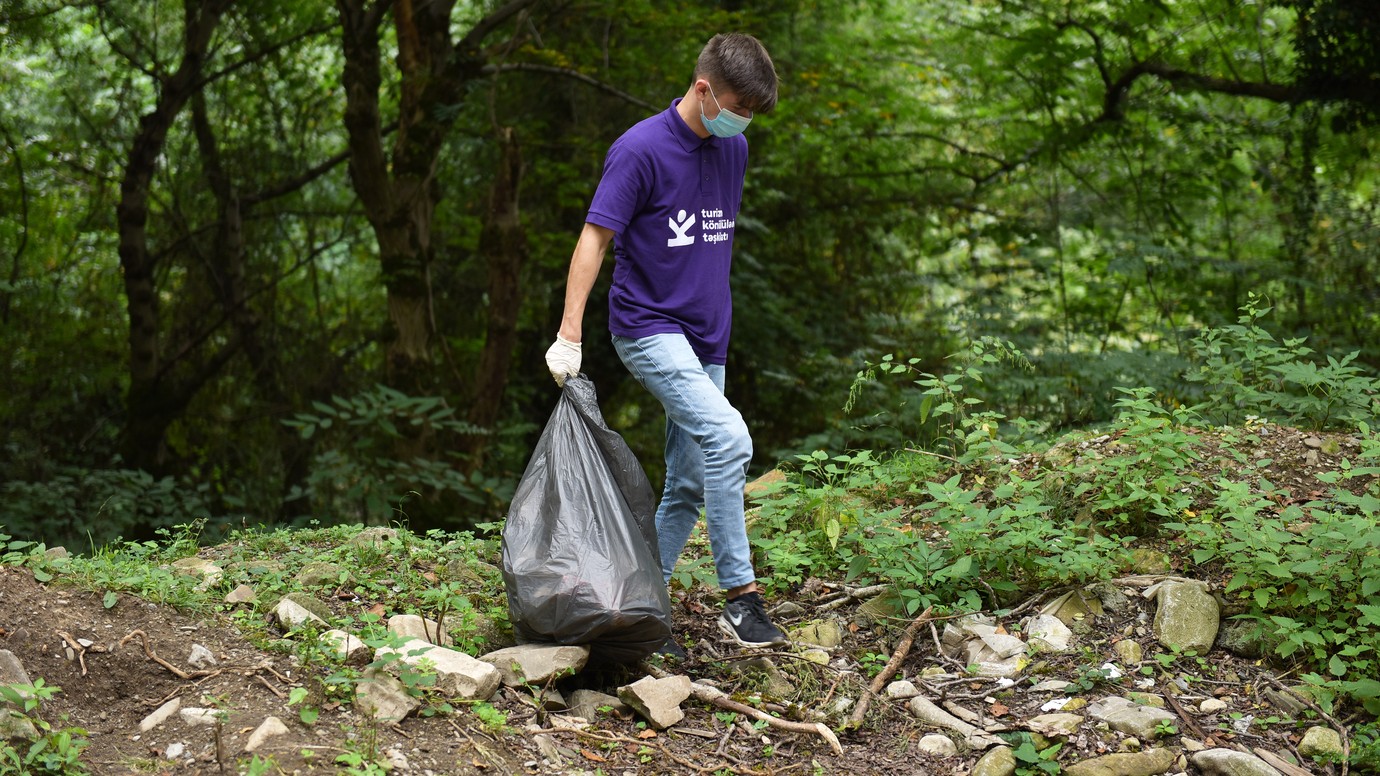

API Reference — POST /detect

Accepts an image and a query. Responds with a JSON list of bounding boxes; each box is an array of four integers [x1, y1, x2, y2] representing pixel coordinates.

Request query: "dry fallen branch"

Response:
[[1259, 673, 1350, 776], [845, 606, 934, 731], [690, 681, 843, 756], [816, 583, 890, 612], [118, 629, 219, 680], [55, 631, 88, 677]]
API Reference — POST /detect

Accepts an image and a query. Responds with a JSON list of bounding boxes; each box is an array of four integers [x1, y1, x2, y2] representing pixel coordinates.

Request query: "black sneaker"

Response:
[[655, 637, 688, 662], [718, 591, 788, 648]]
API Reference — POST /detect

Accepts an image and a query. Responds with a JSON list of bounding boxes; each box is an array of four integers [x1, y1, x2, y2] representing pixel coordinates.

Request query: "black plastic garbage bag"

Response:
[[501, 374, 672, 665]]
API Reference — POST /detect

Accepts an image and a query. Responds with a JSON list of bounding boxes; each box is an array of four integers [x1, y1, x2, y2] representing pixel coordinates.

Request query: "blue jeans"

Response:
[[612, 333, 756, 590]]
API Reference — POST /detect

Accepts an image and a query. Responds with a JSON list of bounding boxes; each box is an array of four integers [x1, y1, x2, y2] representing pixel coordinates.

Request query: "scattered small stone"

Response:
[[1029, 680, 1072, 693], [139, 698, 181, 732], [1298, 726, 1344, 759], [1152, 581, 1220, 655], [971, 746, 1016, 776], [187, 643, 217, 669], [179, 707, 224, 727], [478, 644, 589, 687], [244, 716, 289, 752], [170, 558, 222, 585], [563, 687, 629, 718], [1088, 696, 1178, 739], [1198, 698, 1227, 714], [355, 668, 421, 723], [1026, 713, 1083, 738], [1191, 748, 1284, 776], [618, 675, 692, 729], [768, 601, 806, 618], [224, 584, 257, 604], [272, 596, 327, 631], [348, 527, 399, 548], [918, 733, 957, 756], [1064, 747, 1175, 776], [374, 639, 500, 700], [885, 680, 920, 699], [789, 619, 845, 649], [387, 614, 453, 647], [1113, 639, 1143, 665], [1026, 614, 1074, 653], [295, 561, 347, 588]]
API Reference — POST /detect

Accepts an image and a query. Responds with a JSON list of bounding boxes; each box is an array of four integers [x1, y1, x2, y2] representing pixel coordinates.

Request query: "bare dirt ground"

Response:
[[1, 422, 1372, 775]]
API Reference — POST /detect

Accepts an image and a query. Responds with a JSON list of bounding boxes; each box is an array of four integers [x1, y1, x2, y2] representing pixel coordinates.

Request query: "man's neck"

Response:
[[677, 86, 710, 139]]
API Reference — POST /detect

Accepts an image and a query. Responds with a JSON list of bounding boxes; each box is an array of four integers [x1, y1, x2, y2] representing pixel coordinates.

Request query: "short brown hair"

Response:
[[694, 33, 778, 114]]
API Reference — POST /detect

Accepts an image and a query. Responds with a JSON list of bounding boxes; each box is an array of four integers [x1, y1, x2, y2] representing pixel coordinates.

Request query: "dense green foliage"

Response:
[[1, 1, 1376, 551]]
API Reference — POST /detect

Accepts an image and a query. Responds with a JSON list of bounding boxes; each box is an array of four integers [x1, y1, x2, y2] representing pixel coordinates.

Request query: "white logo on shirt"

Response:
[[667, 209, 696, 247]]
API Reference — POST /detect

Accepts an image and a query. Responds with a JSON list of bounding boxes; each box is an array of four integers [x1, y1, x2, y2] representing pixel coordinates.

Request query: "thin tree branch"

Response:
[[480, 62, 659, 112]]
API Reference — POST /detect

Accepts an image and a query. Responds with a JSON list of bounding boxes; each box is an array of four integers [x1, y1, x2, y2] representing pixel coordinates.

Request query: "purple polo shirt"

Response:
[[586, 99, 747, 364]]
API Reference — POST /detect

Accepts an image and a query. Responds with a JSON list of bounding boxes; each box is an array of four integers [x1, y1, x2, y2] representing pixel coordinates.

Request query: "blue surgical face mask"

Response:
[[700, 82, 752, 138]]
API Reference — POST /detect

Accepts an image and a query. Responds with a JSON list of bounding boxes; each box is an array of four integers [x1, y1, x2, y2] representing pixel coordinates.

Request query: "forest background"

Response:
[[1, 0, 1377, 549]]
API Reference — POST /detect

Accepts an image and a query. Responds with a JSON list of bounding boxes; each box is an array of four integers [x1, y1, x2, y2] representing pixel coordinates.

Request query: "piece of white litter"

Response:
[[1040, 698, 1072, 712], [1100, 663, 1123, 680], [995, 678, 1016, 688], [1135, 678, 1156, 689]]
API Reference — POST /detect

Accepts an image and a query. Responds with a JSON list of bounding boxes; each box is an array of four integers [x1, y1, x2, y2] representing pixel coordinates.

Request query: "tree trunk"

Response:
[[337, 0, 538, 394], [116, 0, 233, 474], [463, 127, 528, 466]]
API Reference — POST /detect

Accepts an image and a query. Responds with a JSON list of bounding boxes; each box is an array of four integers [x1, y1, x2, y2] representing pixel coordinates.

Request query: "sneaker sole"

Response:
[[717, 616, 787, 648]]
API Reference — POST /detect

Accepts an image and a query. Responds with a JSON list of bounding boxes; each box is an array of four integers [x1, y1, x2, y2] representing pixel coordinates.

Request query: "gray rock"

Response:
[[1198, 698, 1228, 714], [618, 675, 692, 729], [1, 710, 38, 742], [1026, 614, 1073, 653], [224, 584, 257, 604], [1029, 680, 1072, 693], [1263, 687, 1310, 716], [320, 629, 372, 664], [1128, 549, 1173, 575], [244, 716, 290, 752], [388, 614, 453, 647], [441, 558, 501, 588], [1298, 726, 1343, 759], [907, 695, 1005, 748], [885, 680, 920, 699], [768, 601, 806, 618], [918, 733, 957, 756], [726, 656, 794, 698], [1064, 747, 1176, 776], [1043, 589, 1105, 626], [1217, 620, 1267, 658], [272, 596, 328, 631], [139, 698, 182, 732], [375, 638, 500, 700], [1088, 697, 1178, 739], [479, 644, 589, 687], [567, 689, 629, 721], [1190, 748, 1283, 776], [348, 527, 398, 548], [970, 745, 1017, 776], [0, 650, 32, 695], [295, 561, 346, 588], [1152, 581, 1219, 654], [180, 707, 224, 727], [1114, 639, 1143, 665], [187, 643, 217, 669], [170, 557, 223, 585], [355, 668, 421, 723], [1026, 713, 1083, 738], [44, 546, 70, 561], [790, 619, 845, 649]]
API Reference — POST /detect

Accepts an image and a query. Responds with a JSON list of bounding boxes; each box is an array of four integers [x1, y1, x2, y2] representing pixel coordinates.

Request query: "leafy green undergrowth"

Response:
[[753, 309, 1380, 729]]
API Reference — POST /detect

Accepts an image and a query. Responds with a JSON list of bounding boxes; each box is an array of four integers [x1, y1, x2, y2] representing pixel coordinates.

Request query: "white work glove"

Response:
[[545, 334, 582, 386]]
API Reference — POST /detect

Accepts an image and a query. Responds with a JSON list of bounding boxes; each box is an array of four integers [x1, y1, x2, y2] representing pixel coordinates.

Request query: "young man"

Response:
[[544, 33, 787, 652]]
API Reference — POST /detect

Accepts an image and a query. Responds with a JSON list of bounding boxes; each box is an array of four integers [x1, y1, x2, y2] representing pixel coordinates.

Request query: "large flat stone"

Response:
[[479, 644, 589, 686], [375, 638, 500, 700]]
